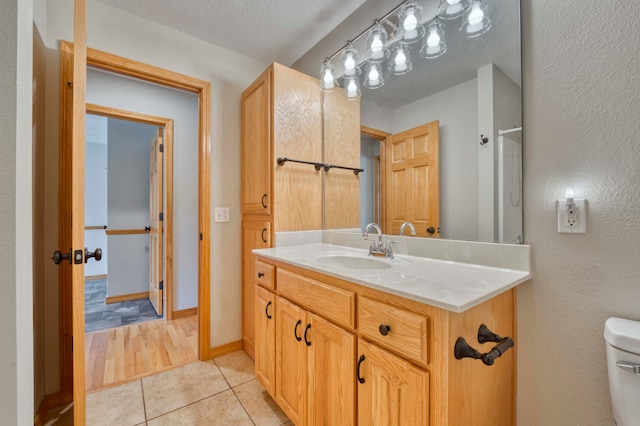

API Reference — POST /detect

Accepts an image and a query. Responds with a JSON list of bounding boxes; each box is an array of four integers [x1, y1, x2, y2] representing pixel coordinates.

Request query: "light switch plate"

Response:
[[557, 199, 586, 233], [214, 207, 230, 223]]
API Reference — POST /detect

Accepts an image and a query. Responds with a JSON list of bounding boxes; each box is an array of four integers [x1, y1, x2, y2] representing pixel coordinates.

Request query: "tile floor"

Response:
[[44, 351, 291, 426], [85, 279, 162, 333]]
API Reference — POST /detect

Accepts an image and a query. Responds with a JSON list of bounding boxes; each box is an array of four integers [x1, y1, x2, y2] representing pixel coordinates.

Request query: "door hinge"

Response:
[[159, 143, 164, 153], [200, 233, 203, 241], [159, 280, 164, 290], [159, 212, 163, 221]]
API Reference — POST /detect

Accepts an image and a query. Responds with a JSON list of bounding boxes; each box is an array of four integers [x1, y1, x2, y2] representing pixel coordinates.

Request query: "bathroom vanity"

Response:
[[253, 240, 530, 426]]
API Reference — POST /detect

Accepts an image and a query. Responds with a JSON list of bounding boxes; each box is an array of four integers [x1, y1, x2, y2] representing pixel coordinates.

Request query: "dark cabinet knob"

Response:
[[379, 324, 391, 336], [258, 272, 265, 278], [427, 227, 436, 234]]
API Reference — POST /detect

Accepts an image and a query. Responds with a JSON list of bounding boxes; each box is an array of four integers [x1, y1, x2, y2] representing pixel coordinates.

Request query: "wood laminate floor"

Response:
[[85, 314, 198, 392]]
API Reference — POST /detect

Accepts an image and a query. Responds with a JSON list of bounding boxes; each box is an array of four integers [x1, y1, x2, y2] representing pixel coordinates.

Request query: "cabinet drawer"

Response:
[[277, 269, 355, 329], [255, 261, 275, 289], [358, 296, 429, 365]]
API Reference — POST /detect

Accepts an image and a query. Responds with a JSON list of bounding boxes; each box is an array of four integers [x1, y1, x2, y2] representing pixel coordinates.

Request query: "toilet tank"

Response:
[[604, 317, 640, 426]]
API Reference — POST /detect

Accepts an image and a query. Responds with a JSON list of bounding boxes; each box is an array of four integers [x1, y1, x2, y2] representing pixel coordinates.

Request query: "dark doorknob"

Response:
[[84, 247, 102, 263], [51, 249, 72, 265], [427, 227, 436, 235]]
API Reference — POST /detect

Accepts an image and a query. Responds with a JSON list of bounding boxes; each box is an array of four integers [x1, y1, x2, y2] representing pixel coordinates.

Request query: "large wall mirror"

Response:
[[295, 0, 522, 243]]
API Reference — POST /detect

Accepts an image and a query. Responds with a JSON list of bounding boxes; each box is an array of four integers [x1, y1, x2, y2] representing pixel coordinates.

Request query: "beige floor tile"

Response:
[[147, 389, 253, 426], [143, 361, 229, 419], [43, 402, 74, 426], [214, 350, 256, 387], [86, 380, 145, 426], [234, 379, 290, 426]]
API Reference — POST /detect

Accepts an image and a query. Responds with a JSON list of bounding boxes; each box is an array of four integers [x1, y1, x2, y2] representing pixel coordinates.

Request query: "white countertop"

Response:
[[253, 243, 531, 313]]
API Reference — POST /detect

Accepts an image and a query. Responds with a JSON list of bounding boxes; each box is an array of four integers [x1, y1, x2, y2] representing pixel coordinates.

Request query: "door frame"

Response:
[[360, 125, 390, 232], [85, 103, 175, 319], [59, 43, 212, 404]]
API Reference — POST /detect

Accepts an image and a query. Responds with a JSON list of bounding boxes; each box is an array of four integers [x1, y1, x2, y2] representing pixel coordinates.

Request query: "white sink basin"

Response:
[[313, 254, 392, 270]]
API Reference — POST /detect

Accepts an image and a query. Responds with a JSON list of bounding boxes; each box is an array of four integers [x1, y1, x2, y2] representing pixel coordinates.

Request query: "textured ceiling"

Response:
[[96, 0, 368, 65]]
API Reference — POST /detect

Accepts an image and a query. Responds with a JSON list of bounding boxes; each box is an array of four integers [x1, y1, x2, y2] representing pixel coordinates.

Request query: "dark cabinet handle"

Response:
[[294, 320, 302, 341], [258, 272, 265, 278], [379, 324, 391, 336], [357, 355, 365, 384], [261, 194, 267, 208], [427, 227, 436, 234], [265, 301, 272, 319], [304, 324, 312, 346], [261, 228, 267, 243]]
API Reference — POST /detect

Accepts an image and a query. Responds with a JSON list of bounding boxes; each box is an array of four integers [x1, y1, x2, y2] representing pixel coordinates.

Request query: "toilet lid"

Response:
[[605, 317, 640, 354]]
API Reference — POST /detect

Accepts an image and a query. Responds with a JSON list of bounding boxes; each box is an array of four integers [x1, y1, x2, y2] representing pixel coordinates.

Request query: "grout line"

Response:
[[230, 384, 256, 426], [140, 379, 148, 423], [143, 388, 235, 422]]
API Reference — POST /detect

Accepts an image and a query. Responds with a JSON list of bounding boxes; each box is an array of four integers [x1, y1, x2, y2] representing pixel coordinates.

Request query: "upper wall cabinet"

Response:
[[241, 63, 323, 231]]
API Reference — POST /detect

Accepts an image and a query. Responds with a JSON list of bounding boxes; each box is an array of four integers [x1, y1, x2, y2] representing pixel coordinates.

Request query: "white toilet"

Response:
[[605, 317, 640, 425]]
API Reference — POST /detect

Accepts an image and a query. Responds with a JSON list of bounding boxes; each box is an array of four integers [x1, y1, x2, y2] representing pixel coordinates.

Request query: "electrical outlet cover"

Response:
[[557, 199, 586, 233]]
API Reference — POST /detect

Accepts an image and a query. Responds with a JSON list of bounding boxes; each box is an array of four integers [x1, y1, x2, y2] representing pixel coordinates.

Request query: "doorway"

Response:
[[83, 107, 173, 333], [58, 43, 212, 419]]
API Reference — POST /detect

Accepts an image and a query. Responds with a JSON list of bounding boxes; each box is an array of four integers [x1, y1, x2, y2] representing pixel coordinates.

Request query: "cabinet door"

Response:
[[358, 340, 429, 426], [275, 297, 307, 425], [307, 313, 356, 426], [241, 68, 271, 215], [255, 286, 275, 397], [242, 220, 271, 358]]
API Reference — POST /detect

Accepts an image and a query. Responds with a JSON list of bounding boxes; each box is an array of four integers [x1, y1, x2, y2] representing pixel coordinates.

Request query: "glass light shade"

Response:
[[420, 20, 447, 59], [343, 75, 361, 100], [366, 21, 389, 62], [363, 62, 385, 89], [460, 0, 491, 37], [320, 59, 337, 91], [389, 44, 413, 75], [341, 43, 359, 77], [437, 0, 471, 20], [399, 0, 426, 44]]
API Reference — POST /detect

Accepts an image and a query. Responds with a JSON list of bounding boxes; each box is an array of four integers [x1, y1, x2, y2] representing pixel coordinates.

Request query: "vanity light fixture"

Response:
[[438, 0, 471, 20], [420, 19, 447, 59], [461, 0, 492, 37], [344, 75, 361, 100], [363, 62, 385, 89], [319, 0, 492, 93], [341, 42, 359, 77], [389, 44, 413, 75], [399, 0, 426, 44], [320, 58, 337, 91], [366, 20, 389, 62]]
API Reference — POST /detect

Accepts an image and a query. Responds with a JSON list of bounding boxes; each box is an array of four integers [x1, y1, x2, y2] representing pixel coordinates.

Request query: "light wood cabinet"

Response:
[[241, 63, 323, 358], [255, 286, 275, 396], [256, 258, 517, 426], [241, 219, 271, 358], [357, 339, 429, 426]]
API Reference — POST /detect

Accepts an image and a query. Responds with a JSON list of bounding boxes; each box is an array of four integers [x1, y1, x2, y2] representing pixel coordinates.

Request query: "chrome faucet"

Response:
[[399, 221, 416, 236], [363, 223, 397, 258]]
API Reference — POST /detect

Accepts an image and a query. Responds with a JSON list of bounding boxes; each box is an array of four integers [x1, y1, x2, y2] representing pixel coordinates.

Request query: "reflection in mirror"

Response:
[[320, 0, 522, 244]]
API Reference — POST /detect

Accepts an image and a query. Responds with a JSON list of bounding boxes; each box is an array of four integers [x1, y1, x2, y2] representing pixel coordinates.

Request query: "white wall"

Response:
[[106, 119, 157, 298], [518, 1, 640, 424], [39, 0, 268, 393], [84, 142, 108, 277], [360, 136, 380, 228], [0, 0, 34, 423]]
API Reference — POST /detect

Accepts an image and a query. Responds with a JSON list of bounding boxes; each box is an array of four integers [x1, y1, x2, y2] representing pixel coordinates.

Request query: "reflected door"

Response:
[[385, 121, 440, 237], [149, 129, 163, 315]]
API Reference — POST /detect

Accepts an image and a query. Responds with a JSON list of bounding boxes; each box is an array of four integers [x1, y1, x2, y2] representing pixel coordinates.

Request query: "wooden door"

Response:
[[241, 68, 271, 215], [242, 219, 271, 358], [357, 340, 429, 426], [385, 121, 439, 237], [58, 0, 88, 422], [275, 297, 307, 425], [255, 286, 276, 396], [149, 129, 163, 315], [307, 313, 356, 426]]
